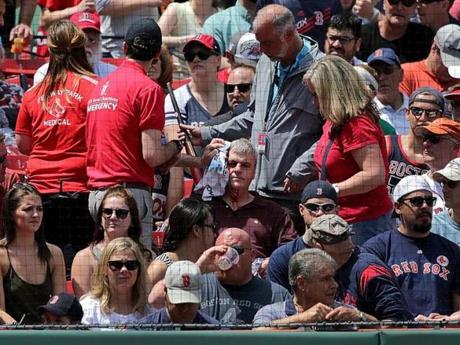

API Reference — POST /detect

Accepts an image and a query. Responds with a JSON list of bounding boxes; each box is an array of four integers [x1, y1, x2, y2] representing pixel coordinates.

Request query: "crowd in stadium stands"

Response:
[[0, 0, 460, 329]]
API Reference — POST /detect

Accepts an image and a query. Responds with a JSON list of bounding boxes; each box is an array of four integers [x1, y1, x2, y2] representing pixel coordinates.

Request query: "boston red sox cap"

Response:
[[125, 18, 162, 55]]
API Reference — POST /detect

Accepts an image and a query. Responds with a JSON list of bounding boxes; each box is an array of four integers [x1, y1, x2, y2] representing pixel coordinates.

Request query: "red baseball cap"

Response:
[[183, 34, 221, 55], [70, 11, 101, 33], [445, 88, 460, 100]]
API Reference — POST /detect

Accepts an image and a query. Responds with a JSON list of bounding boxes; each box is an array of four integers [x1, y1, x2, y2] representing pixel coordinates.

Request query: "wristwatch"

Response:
[[171, 139, 183, 154]]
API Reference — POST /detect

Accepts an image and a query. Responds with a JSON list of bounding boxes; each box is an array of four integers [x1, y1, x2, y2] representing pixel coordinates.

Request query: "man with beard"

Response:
[[33, 11, 116, 84], [324, 12, 364, 65], [363, 175, 460, 317]]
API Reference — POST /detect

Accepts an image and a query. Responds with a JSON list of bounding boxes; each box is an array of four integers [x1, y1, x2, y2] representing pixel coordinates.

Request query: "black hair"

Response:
[[328, 12, 362, 39]]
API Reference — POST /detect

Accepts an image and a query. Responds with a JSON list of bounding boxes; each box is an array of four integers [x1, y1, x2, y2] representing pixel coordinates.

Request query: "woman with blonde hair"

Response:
[[304, 55, 394, 245], [80, 237, 152, 325], [15, 19, 98, 276], [0, 183, 66, 324], [71, 186, 154, 298]]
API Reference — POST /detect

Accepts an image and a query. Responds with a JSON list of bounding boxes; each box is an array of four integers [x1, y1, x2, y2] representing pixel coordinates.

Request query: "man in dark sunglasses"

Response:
[[358, 0, 434, 63], [363, 174, 460, 318], [226, 65, 255, 111], [432, 158, 460, 245]]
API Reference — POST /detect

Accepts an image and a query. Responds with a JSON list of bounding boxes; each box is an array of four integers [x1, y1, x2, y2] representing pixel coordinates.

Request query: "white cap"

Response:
[[433, 158, 460, 182], [164, 260, 201, 304], [392, 175, 433, 202], [434, 24, 460, 78], [234, 33, 261, 68]]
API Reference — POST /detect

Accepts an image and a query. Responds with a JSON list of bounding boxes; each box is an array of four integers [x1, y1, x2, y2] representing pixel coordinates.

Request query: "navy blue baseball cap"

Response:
[[301, 180, 337, 204], [367, 48, 401, 66]]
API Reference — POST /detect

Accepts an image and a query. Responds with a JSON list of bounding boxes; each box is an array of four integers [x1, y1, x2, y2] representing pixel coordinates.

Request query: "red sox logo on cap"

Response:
[[79, 12, 95, 23], [373, 49, 384, 57], [316, 188, 323, 195], [49, 295, 59, 304], [182, 274, 190, 288]]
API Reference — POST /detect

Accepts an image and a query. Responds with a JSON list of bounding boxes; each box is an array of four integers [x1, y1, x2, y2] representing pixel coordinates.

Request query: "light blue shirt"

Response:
[[431, 211, 460, 247]]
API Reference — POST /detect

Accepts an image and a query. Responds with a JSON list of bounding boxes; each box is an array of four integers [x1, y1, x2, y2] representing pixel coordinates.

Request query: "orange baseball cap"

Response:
[[416, 118, 460, 143]]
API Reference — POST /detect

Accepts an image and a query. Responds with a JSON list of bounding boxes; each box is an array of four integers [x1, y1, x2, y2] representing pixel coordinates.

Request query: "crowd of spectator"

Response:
[[0, 0, 459, 330]]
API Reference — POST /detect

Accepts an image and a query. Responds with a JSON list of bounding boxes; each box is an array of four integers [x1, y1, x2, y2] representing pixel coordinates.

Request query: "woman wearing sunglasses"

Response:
[[147, 198, 216, 304], [81, 237, 152, 325], [304, 56, 394, 246], [71, 186, 153, 299], [0, 183, 66, 324]]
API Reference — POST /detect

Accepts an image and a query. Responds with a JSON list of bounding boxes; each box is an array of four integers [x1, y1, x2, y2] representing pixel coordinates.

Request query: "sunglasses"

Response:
[[442, 180, 459, 189], [304, 203, 336, 213], [417, 0, 442, 4], [102, 208, 130, 220], [226, 83, 252, 93], [401, 196, 437, 207], [202, 223, 218, 232], [422, 134, 442, 144], [231, 245, 249, 255], [410, 106, 442, 119], [184, 50, 216, 62], [388, 0, 416, 6], [108, 260, 140, 271], [326, 34, 355, 44]]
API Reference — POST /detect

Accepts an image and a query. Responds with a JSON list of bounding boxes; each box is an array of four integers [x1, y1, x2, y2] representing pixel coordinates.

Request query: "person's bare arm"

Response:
[[148, 279, 166, 308], [71, 248, 94, 299], [39, 0, 96, 28], [16, 134, 32, 155], [98, 0, 170, 16], [10, 0, 36, 42], [0, 309, 15, 324], [0, 249, 7, 311], [334, 144, 386, 197], [158, 4, 194, 48], [142, 129, 179, 168], [49, 244, 66, 295]]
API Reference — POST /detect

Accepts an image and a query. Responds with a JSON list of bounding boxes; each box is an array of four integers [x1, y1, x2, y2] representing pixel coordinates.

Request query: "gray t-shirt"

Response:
[[200, 273, 291, 324]]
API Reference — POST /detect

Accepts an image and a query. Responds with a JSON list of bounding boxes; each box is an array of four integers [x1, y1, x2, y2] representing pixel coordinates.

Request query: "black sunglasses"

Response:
[[304, 203, 336, 213], [442, 180, 459, 189], [108, 260, 140, 271], [102, 208, 130, 220], [417, 0, 442, 4], [226, 83, 252, 93], [388, 0, 416, 6], [184, 50, 216, 62], [231, 245, 249, 255], [422, 134, 442, 144], [410, 106, 442, 119], [401, 196, 437, 207]]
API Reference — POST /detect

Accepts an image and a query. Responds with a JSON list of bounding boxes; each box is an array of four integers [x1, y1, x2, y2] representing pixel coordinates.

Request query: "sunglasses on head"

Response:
[[442, 180, 459, 189], [226, 83, 252, 93], [401, 196, 437, 207], [102, 208, 130, 220], [388, 0, 416, 6], [410, 106, 442, 119], [422, 134, 442, 144], [304, 203, 336, 213], [184, 50, 216, 62], [108, 260, 140, 271]]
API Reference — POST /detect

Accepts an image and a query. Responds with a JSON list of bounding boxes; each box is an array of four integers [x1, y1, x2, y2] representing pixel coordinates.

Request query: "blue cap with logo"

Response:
[[367, 48, 401, 66]]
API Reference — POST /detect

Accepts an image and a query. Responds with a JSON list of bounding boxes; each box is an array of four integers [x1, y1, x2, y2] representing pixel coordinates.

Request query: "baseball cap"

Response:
[[433, 158, 460, 182], [415, 117, 460, 142], [408, 87, 445, 110], [305, 214, 351, 245], [125, 18, 162, 54], [444, 87, 460, 100], [301, 180, 337, 204], [183, 34, 220, 55], [234, 33, 261, 68], [165, 261, 201, 304], [392, 175, 433, 203], [367, 48, 401, 66], [434, 24, 460, 78], [69, 11, 100, 33], [38, 293, 83, 321]]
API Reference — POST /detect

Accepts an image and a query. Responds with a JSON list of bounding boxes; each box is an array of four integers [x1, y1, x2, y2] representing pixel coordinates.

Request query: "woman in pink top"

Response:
[[304, 55, 394, 245]]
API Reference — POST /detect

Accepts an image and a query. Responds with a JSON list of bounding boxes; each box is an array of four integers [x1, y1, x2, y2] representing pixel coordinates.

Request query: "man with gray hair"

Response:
[[183, 4, 324, 233], [208, 138, 297, 276]]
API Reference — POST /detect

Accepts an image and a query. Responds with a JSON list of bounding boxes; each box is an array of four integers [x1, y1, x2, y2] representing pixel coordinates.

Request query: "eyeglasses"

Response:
[[422, 134, 442, 144], [202, 223, 218, 232], [231, 245, 250, 255], [417, 0, 442, 4], [0, 154, 6, 164], [442, 180, 459, 189], [401, 196, 437, 207], [226, 83, 252, 93], [388, 0, 417, 7], [304, 203, 336, 213], [107, 260, 140, 271], [102, 208, 130, 220], [184, 50, 216, 62], [326, 34, 355, 44], [410, 106, 443, 119]]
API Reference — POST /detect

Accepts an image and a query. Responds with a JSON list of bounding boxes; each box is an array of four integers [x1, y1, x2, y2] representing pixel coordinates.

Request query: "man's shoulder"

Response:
[[271, 237, 307, 260], [139, 308, 168, 324]]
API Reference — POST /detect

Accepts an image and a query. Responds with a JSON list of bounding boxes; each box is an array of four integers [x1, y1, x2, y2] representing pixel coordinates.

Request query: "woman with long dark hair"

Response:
[[71, 186, 153, 298], [15, 20, 98, 274], [0, 183, 65, 324]]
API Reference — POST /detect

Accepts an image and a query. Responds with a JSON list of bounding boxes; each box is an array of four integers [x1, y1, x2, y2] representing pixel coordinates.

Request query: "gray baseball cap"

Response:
[[305, 214, 352, 245]]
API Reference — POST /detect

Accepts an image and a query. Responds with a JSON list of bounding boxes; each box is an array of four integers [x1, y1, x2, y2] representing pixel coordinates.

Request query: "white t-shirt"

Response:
[[80, 296, 153, 325]]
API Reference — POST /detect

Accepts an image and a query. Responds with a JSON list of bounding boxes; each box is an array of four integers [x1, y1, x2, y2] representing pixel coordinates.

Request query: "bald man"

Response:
[[199, 228, 291, 324], [184, 4, 324, 233]]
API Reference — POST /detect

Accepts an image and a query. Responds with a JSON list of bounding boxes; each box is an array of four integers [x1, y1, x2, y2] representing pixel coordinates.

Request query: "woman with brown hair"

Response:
[[71, 186, 154, 298], [15, 19, 98, 274], [0, 183, 66, 324]]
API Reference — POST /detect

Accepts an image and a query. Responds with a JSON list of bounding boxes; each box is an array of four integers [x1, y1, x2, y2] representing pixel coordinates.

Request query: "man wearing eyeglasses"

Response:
[[431, 158, 460, 245], [384, 87, 444, 194], [400, 24, 460, 95], [363, 175, 460, 317], [358, 0, 434, 63]]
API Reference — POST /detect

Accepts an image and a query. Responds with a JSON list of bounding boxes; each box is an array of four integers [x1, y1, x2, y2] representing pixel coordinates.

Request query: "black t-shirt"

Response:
[[358, 21, 434, 63]]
